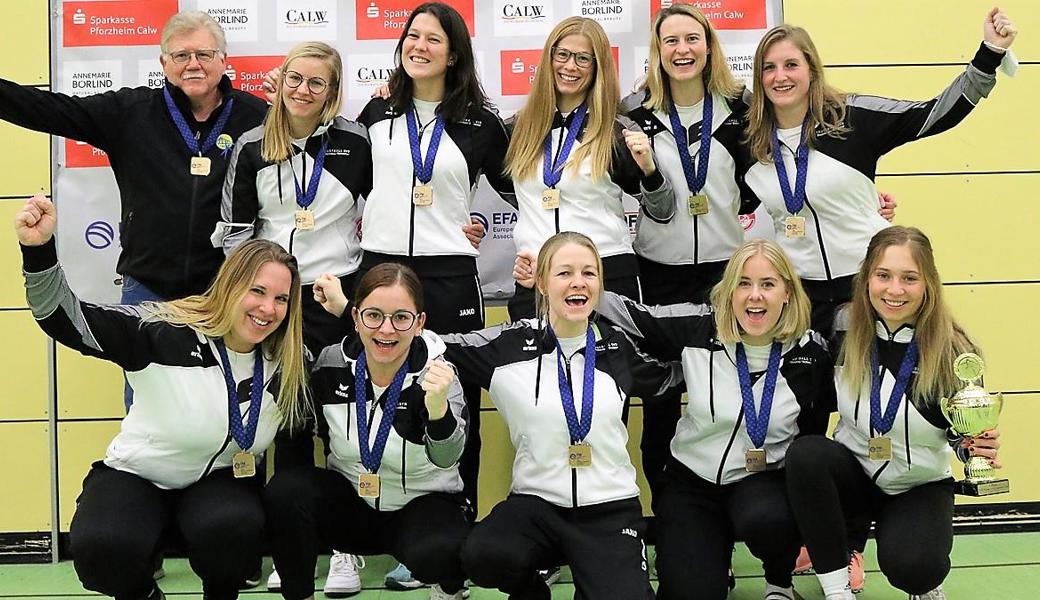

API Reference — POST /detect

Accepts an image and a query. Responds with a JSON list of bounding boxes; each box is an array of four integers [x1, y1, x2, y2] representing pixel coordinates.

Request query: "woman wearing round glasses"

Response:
[[504, 16, 674, 322], [215, 41, 371, 358], [265, 263, 471, 600]]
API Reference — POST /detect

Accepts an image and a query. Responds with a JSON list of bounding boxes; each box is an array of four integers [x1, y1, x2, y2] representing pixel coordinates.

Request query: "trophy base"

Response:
[[954, 478, 1010, 496]]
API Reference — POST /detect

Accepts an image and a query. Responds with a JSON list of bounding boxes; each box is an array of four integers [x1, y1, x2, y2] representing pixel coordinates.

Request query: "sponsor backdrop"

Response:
[[53, 0, 780, 302]]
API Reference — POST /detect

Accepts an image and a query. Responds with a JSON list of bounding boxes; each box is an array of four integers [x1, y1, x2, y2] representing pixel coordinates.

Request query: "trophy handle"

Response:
[[940, 396, 953, 425]]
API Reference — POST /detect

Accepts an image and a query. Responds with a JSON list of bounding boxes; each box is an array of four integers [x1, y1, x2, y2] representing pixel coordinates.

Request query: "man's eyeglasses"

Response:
[[550, 46, 595, 69], [166, 49, 221, 64], [284, 71, 330, 95], [357, 308, 418, 331]]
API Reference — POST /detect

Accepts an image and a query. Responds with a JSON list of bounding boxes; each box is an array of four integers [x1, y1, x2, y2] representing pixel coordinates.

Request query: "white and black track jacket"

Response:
[[22, 240, 283, 489], [508, 111, 675, 260], [214, 117, 372, 285], [443, 320, 682, 508], [832, 317, 968, 495], [300, 330, 467, 511], [357, 98, 513, 264], [741, 43, 1007, 282], [622, 90, 756, 266], [598, 292, 835, 485]]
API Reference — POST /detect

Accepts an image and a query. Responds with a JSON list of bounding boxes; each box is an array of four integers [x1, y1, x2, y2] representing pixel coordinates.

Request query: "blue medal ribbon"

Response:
[[354, 350, 411, 473], [542, 104, 589, 189], [870, 339, 918, 436], [735, 342, 782, 448], [770, 118, 810, 214], [293, 139, 328, 210], [667, 94, 713, 195], [405, 109, 446, 185], [162, 86, 235, 156], [214, 339, 264, 452], [551, 324, 596, 443]]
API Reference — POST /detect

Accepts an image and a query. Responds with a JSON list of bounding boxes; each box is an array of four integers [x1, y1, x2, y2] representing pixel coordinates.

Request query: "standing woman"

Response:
[[596, 239, 835, 600], [265, 264, 471, 600], [355, 2, 512, 526], [785, 227, 1000, 600], [445, 232, 680, 600], [15, 195, 307, 600], [740, 9, 1017, 335], [217, 41, 371, 356], [505, 16, 674, 321]]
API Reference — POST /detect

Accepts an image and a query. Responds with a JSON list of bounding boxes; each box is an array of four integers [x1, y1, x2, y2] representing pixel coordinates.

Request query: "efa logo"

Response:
[[226, 56, 286, 99], [85, 221, 115, 250], [500, 47, 619, 96], [469, 211, 489, 233], [650, 0, 767, 30], [65, 139, 110, 168], [64, 0, 177, 47], [357, 0, 475, 40]]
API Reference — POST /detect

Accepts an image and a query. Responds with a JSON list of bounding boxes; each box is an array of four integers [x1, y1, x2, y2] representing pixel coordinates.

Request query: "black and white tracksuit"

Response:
[[265, 331, 469, 599], [0, 76, 267, 300], [22, 240, 280, 600], [740, 43, 1007, 332], [506, 110, 676, 321], [215, 116, 372, 353], [786, 315, 971, 595], [443, 320, 681, 600], [597, 292, 835, 599]]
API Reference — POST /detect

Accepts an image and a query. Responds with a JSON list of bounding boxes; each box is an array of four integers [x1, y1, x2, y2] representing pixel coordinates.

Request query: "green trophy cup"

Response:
[[940, 353, 1010, 496]]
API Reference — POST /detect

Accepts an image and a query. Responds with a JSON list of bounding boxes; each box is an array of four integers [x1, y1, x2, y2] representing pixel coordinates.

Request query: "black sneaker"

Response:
[[240, 568, 262, 590], [538, 566, 562, 586]]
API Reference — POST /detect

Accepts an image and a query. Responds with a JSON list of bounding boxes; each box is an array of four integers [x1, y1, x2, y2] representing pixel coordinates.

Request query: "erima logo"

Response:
[[335, 383, 350, 398], [523, 338, 538, 351], [190, 346, 203, 361]]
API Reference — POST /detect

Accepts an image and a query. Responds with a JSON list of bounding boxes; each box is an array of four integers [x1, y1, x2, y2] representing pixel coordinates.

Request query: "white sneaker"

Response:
[[324, 552, 364, 598], [267, 567, 281, 592], [909, 585, 946, 600], [430, 583, 467, 600], [825, 589, 857, 600]]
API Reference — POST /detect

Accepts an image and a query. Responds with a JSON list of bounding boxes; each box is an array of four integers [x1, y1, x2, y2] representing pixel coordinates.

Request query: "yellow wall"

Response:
[[0, 0, 1037, 540]]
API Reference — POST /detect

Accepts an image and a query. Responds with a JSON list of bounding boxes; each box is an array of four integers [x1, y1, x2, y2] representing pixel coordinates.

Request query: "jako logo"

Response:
[[285, 10, 328, 25], [73, 8, 87, 25], [85, 221, 115, 249], [469, 211, 489, 233]]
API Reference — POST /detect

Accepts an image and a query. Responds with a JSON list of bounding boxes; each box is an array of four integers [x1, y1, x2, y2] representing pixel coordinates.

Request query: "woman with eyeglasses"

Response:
[[505, 16, 674, 322], [216, 41, 370, 358], [265, 263, 471, 600]]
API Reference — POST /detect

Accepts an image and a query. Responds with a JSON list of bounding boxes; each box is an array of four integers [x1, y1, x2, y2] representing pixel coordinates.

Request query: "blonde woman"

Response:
[[597, 239, 834, 600], [785, 227, 1001, 600], [506, 16, 674, 321], [15, 195, 306, 600]]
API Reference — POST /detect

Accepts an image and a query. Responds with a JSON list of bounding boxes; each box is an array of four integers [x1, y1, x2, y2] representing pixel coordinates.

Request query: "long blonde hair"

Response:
[[710, 239, 810, 344], [642, 4, 742, 113], [534, 232, 604, 326], [145, 240, 310, 430], [745, 24, 850, 163], [840, 227, 976, 406], [261, 42, 343, 163], [505, 17, 619, 182]]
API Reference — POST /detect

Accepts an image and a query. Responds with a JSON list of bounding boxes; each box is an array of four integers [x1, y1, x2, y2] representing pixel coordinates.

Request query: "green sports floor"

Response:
[[0, 533, 1037, 599]]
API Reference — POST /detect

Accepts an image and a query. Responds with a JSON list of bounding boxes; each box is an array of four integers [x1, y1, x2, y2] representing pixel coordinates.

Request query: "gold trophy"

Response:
[[940, 353, 1010, 496]]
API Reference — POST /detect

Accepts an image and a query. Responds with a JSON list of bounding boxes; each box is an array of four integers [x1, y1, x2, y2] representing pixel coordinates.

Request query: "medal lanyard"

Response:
[[551, 324, 596, 443], [163, 86, 234, 156], [869, 339, 918, 436], [354, 350, 411, 473], [292, 138, 328, 210], [770, 116, 810, 214], [214, 339, 265, 451], [667, 94, 713, 194], [405, 109, 446, 185], [735, 342, 782, 448], [543, 104, 589, 189]]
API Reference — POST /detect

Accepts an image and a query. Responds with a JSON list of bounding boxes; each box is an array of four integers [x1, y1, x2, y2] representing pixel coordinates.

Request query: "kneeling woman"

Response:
[[785, 227, 1001, 600], [15, 195, 307, 600], [445, 232, 681, 600], [264, 263, 470, 600], [596, 239, 835, 600]]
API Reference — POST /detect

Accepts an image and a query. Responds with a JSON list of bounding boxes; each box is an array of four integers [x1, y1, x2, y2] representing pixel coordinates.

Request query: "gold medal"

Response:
[[541, 188, 561, 210], [232, 451, 256, 478], [784, 216, 805, 238], [688, 193, 709, 216], [190, 156, 211, 177], [568, 442, 593, 468], [745, 448, 767, 472], [294, 209, 315, 230], [358, 472, 381, 498], [412, 184, 433, 206], [868, 436, 893, 461]]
